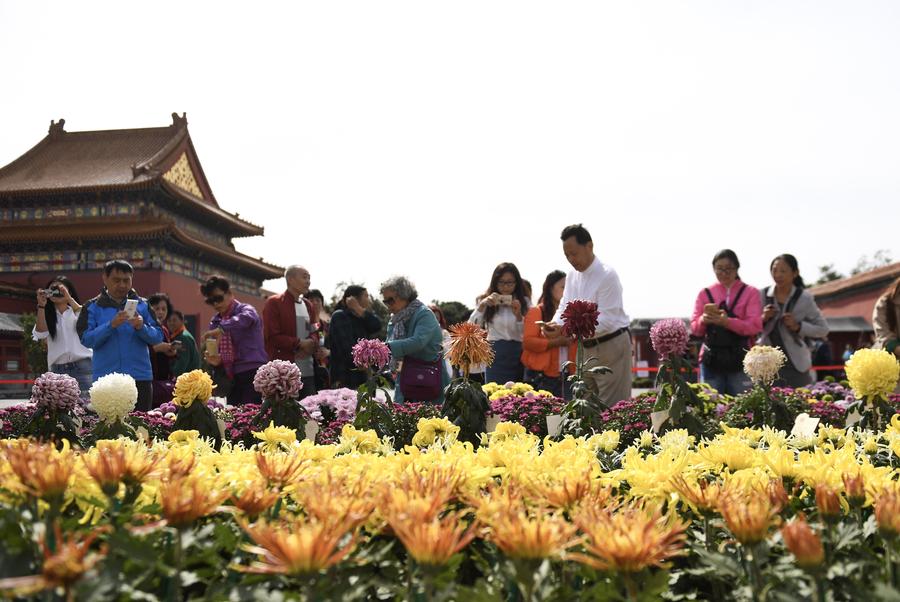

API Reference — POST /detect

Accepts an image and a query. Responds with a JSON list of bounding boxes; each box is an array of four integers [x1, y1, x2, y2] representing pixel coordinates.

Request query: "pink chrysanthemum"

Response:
[[561, 299, 600, 340], [650, 319, 689, 360], [31, 372, 81, 412], [352, 338, 392, 371], [253, 360, 303, 401]]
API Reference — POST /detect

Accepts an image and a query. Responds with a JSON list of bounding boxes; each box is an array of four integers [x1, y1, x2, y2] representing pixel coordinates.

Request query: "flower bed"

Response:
[[484, 381, 564, 437], [4, 415, 900, 600]]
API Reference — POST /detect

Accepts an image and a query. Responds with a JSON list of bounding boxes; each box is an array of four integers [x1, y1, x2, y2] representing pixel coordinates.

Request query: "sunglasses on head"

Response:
[[204, 294, 226, 305]]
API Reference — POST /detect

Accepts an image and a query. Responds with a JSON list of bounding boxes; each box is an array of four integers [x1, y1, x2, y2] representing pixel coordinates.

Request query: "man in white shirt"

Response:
[[545, 224, 633, 407]]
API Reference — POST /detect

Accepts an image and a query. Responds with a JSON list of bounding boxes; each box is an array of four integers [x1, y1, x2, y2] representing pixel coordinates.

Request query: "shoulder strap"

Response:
[[704, 288, 714, 304], [728, 283, 747, 312], [785, 287, 804, 313]]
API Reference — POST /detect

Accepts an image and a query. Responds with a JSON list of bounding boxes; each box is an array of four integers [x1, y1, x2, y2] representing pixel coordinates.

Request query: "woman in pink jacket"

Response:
[[690, 249, 763, 395]]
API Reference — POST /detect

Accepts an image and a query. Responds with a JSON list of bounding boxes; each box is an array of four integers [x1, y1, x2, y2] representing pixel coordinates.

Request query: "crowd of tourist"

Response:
[[31, 224, 900, 410]]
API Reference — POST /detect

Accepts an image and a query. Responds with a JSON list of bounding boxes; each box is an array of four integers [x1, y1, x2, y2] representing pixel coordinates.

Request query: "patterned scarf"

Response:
[[390, 299, 424, 371], [216, 301, 237, 378], [391, 299, 424, 341]]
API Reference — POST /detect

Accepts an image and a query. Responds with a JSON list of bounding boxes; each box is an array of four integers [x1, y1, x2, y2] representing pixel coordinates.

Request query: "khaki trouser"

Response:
[[582, 331, 633, 407]]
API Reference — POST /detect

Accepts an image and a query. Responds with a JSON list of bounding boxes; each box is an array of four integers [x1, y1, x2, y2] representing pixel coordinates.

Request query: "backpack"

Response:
[[702, 284, 749, 373]]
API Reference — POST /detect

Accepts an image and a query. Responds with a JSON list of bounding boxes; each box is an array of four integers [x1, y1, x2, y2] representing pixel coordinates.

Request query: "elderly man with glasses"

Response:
[[201, 275, 268, 405]]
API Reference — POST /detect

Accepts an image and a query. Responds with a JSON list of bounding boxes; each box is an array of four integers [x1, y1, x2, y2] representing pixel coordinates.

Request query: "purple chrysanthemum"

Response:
[[649, 318, 689, 360], [253, 360, 303, 400], [352, 338, 392, 371], [30, 372, 81, 413]]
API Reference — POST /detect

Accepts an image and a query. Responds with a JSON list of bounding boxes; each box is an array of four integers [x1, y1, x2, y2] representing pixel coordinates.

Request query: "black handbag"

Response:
[[702, 284, 749, 373]]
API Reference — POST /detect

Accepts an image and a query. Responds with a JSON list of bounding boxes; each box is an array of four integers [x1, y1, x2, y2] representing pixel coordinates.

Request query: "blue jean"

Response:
[[699, 364, 751, 396], [485, 340, 524, 384], [51, 357, 93, 395]]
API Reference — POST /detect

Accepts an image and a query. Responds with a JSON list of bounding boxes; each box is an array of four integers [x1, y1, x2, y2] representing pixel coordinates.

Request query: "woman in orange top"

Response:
[[522, 270, 577, 399]]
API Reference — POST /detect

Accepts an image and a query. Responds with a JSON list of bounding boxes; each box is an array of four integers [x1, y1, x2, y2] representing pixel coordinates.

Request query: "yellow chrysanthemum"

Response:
[[336, 424, 383, 454], [586, 430, 620, 454], [168, 430, 200, 444], [172, 370, 215, 408], [411, 418, 460, 448], [845, 348, 899, 400], [253, 421, 297, 452]]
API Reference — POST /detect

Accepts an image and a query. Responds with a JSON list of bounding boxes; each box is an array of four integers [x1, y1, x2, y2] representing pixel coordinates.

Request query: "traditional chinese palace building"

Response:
[[0, 114, 282, 381]]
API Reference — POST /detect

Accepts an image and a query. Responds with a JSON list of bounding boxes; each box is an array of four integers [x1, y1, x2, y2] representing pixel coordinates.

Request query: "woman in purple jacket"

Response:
[[201, 275, 268, 405]]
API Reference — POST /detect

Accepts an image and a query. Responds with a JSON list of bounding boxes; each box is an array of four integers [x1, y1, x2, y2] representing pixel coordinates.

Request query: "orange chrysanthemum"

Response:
[[446, 322, 494, 376], [718, 493, 779, 545], [670, 476, 725, 516], [842, 472, 866, 508], [2, 440, 74, 502], [0, 524, 106, 596], [524, 469, 600, 510], [158, 473, 227, 529], [487, 506, 581, 560], [236, 514, 359, 575], [255, 452, 308, 489], [228, 480, 281, 518], [83, 440, 156, 496], [570, 502, 687, 572], [875, 489, 900, 538], [385, 507, 478, 566], [781, 514, 824, 570], [815, 484, 842, 524], [293, 475, 375, 527]]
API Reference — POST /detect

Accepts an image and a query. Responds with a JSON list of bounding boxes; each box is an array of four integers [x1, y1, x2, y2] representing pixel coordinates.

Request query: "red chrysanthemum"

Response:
[[560, 300, 600, 340]]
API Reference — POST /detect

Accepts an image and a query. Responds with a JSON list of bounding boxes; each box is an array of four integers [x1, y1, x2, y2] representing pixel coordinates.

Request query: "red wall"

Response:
[[0, 269, 271, 336], [817, 289, 880, 324]]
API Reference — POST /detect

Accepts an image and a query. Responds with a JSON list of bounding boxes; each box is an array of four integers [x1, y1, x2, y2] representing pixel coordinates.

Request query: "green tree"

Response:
[[20, 312, 47, 376], [433, 301, 472, 328], [816, 264, 844, 285], [850, 249, 893, 276]]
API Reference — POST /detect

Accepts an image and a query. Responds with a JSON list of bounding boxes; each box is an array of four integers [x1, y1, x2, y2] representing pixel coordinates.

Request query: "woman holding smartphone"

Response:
[[33, 276, 93, 394], [521, 270, 576, 398], [690, 249, 763, 395], [469, 262, 530, 384], [757, 254, 829, 387]]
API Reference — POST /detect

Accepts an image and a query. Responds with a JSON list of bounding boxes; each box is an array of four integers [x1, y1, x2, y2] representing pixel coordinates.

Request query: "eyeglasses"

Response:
[[204, 294, 226, 305], [382, 296, 396, 306], [714, 266, 736, 274]]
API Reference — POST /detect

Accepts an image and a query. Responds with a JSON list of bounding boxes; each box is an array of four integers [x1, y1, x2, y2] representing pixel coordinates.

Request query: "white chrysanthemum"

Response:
[[89, 373, 138, 422], [743, 345, 787, 386]]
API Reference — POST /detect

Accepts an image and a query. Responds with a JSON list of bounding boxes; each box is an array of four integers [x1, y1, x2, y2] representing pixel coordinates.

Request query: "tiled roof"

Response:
[[0, 115, 264, 237], [0, 119, 185, 193], [809, 262, 900, 299]]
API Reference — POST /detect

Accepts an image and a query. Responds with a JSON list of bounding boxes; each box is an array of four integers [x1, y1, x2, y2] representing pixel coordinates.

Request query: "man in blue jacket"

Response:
[[76, 259, 163, 410]]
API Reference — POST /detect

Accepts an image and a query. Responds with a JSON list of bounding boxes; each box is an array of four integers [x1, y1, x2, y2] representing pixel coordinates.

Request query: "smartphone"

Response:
[[170, 340, 183, 349], [124, 299, 139, 318], [498, 295, 513, 305], [205, 338, 219, 355], [703, 303, 719, 316], [534, 320, 549, 327]]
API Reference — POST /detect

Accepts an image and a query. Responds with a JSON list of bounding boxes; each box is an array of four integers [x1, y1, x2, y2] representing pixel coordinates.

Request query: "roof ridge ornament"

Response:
[[48, 119, 66, 137], [171, 112, 187, 128]]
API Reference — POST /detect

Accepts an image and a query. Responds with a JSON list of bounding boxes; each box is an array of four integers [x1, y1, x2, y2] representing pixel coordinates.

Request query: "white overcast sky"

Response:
[[1, 1, 897, 318]]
